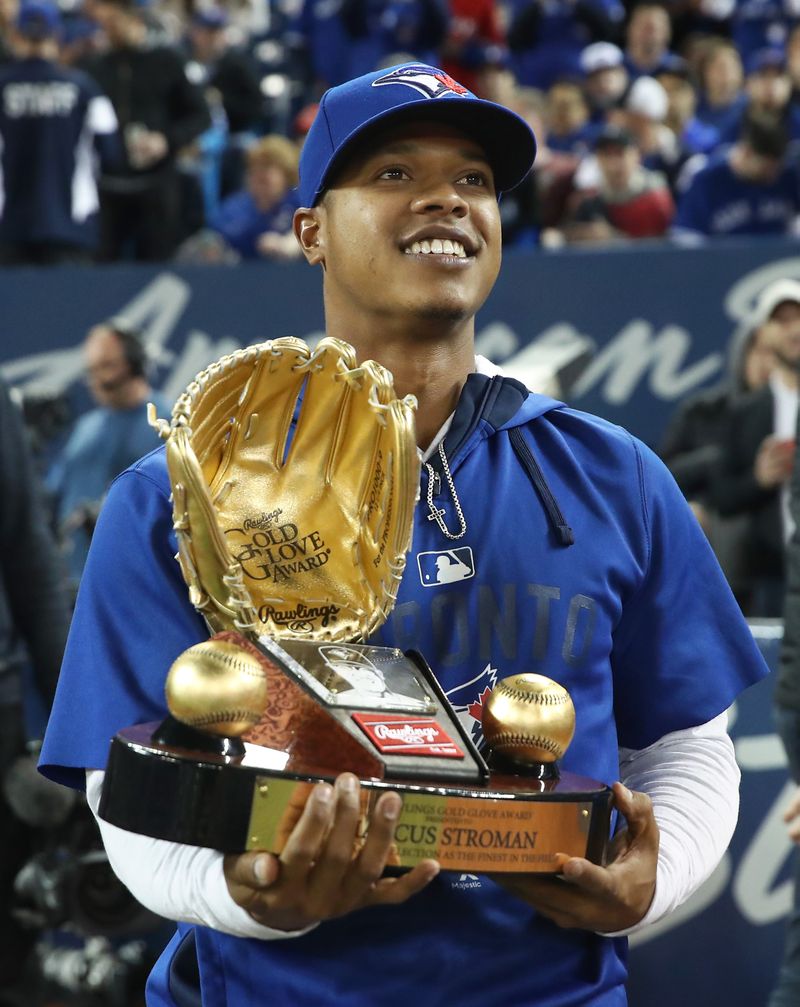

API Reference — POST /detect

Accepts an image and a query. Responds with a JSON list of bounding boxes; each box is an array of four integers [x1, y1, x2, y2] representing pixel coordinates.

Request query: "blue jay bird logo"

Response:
[[372, 66, 471, 100], [445, 663, 498, 746]]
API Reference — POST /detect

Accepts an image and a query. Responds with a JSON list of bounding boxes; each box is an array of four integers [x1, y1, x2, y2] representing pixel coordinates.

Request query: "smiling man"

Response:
[[40, 64, 768, 1006]]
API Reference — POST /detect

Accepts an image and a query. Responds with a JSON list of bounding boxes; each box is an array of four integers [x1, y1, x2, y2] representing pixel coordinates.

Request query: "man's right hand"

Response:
[[223, 773, 439, 932]]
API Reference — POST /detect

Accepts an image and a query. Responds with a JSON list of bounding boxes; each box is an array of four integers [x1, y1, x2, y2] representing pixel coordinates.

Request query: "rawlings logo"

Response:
[[242, 509, 283, 531], [259, 602, 339, 633], [375, 723, 440, 744], [372, 66, 470, 100], [353, 713, 464, 758]]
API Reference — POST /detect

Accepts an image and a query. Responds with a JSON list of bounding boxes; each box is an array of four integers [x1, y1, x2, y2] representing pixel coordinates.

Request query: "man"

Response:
[[82, 0, 210, 260], [47, 320, 170, 588], [580, 41, 629, 123], [710, 279, 800, 616], [672, 110, 800, 242], [183, 7, 264, 196], [563, 123, 673, 243], [40, 63, 766, 1005], [623, 2, 673, 79], [0, 0, 120, 265], [718, 47, 800, 148]]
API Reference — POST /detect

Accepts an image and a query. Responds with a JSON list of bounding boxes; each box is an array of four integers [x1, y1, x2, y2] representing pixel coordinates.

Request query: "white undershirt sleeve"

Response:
[[87, 710, 738, 941], [85, 770, 315, 940], [603, 710, 739, 936]]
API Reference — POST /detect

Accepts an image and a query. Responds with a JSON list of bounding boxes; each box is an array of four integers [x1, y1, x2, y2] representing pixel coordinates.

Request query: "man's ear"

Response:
[[293, 207, 325, 267]]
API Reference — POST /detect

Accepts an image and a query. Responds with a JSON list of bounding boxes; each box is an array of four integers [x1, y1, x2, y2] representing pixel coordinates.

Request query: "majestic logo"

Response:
[[417, 547, 475, 586], [372, 66, 470, 100]]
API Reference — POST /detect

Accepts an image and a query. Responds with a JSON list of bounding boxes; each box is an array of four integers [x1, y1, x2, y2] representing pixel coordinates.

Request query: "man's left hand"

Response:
[[491, 782, 659, 933]]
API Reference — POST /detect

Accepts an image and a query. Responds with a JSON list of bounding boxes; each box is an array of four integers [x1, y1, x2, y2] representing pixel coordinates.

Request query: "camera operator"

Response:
[[0, 374, 71, 1001], [48, 320, 170, 590]]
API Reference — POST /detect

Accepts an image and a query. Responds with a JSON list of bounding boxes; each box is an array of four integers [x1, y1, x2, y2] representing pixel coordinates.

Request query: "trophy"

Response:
[[99, 339, 613, 874]]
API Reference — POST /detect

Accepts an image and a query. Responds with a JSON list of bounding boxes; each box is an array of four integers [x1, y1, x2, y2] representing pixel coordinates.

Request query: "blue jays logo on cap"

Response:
[[297, 61, 537, 206], [372, 65, 471, 100]]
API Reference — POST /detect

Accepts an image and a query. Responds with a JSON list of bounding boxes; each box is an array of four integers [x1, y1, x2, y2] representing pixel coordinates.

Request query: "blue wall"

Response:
[[5, 237, 800, 448]]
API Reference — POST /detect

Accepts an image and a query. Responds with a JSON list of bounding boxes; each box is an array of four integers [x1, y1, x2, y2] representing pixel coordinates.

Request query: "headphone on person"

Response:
[[106, 317, 148, 380]]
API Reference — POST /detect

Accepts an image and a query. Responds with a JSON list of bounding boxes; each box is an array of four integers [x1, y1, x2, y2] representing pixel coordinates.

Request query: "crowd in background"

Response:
[[4, 0, 800, 263]]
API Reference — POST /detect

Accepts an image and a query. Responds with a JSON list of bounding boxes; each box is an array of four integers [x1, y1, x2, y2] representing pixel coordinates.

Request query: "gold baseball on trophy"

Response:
[[165, 638, 269, 737], [482, 674, 576, 765]]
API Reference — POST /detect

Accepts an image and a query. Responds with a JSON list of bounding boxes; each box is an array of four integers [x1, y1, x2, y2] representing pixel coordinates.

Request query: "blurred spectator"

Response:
[[719, 46, 800, 145], [622, 73, 681, 178], [185, 7, 265, 195], [0, 374, 71, 998], [501, 84, 578, 246], [694, 37, 746, 138], [729, 0, 799, 69], [82, 0, 211, 261], [656, 58, 721, 157], [660, 319, 777, 603], [579, 40, 629, 121], [508, 0, 625, 90], [710, 279, 800, 616], [290, 0, 446, 93], [545, 78, 594, 153], [0, 0, 121, 266], [623, 1, 673, 78], [58, 12, 103, 68], [209, 133, 300, 259], [440, 0, 505, 95], [561, 123, 673, 243], [672, 111, 800, 240], [47, 320, 170, 588]]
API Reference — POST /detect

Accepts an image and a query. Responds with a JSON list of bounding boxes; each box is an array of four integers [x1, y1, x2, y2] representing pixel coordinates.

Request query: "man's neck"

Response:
[[326, 320, 477, 450]]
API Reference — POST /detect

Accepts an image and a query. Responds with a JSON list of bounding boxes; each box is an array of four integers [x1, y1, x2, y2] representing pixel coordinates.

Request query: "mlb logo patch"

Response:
[[417, 547, 475, 587]]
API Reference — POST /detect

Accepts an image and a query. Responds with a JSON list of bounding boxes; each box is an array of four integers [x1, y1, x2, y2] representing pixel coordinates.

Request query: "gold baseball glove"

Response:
[[151, 337, 420, 643]]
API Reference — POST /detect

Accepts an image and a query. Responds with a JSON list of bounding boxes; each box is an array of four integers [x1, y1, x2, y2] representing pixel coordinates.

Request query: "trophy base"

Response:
[[151, 715, 246, 759], [99, 724, 613, 874]]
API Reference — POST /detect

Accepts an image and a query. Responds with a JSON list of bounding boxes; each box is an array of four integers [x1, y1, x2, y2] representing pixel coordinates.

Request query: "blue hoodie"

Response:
[[40, 371, 767, 1007]]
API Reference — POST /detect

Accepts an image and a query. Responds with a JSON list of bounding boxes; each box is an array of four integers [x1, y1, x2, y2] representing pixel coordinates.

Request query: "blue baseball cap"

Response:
[[193, 7, 228, 29], [16, 0, 61, 39], [746, 47, 786, 75], [297, 63, 537, 206]]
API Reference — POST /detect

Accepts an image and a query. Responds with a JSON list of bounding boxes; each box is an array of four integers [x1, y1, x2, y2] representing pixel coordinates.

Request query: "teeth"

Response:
[[404, 239, 467, 258]]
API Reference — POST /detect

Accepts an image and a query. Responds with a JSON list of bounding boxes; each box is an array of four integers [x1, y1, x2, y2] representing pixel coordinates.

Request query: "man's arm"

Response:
[[493, 713, 737, 934], [87, 769, 439, 936]]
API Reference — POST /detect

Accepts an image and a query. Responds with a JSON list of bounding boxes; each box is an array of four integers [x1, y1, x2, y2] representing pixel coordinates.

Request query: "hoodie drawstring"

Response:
[[509, 427, 575, 547]]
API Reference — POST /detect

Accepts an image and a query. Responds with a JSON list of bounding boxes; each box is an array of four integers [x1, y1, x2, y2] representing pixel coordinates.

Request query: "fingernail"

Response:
[[337, 774, 357, 795], [618, 784, 632, 802], [563, 860, 583, 879], [315, 783, 333, 805], [382, 795, 401, 821], [423, 862, 440, 882], [253, 856, 271, 885]]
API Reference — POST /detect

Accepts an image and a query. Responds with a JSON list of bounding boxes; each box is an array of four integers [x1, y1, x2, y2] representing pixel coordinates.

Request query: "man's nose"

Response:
[[410, 185, 469, 217]]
